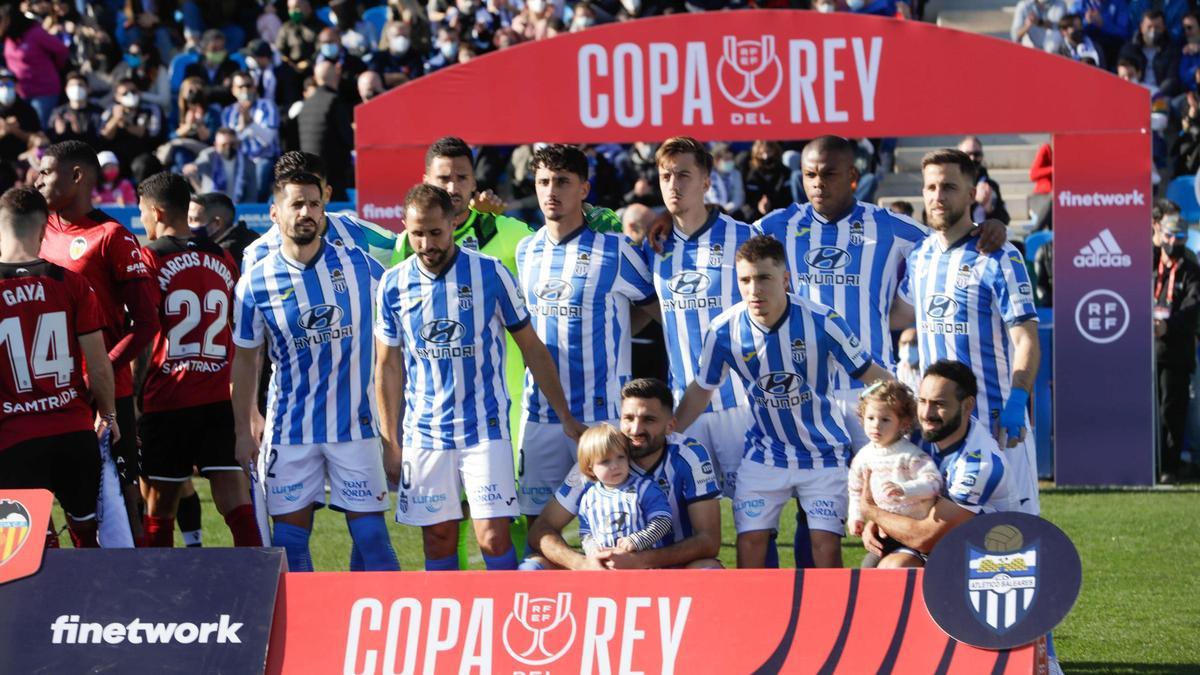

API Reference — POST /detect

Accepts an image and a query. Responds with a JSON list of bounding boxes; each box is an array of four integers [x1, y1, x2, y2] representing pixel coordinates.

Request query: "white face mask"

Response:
[[120, 92, 140, 108], [816, 2, 836, 12], [389, 36, 410, 55], [66, 85, 88, 103], [621, 0, 641, 13], [527, 0, 546, 13], [846, 0, 865, 9], [0, 87, 15, 107], [718, 159, 735, 173], [235, 90, 253, 103]]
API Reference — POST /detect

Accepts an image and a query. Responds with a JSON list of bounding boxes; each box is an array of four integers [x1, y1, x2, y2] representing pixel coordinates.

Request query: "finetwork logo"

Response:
[[50, 614, 243, 645], [1057, 190, 1145, 208], [1074, 229, 1132, 268]]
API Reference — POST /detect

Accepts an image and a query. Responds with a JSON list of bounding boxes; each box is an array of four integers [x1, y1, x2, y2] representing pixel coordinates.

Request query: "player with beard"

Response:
[[898, 149, 1040, 516], [36, 140, 159, 545], [525, 378, 723, 570], [231, 171, 398, 572]]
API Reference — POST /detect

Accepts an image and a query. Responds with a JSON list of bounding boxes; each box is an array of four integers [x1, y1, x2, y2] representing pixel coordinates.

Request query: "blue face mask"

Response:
[[319, 43, 340, 60], [124, 53, 143, 69]]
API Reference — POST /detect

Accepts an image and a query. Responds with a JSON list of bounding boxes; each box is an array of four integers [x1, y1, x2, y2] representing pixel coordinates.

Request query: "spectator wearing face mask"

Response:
[[1119, 9, 1181, 96], [297, 61, 355, 200], [0, 4, 68, 128], [276, 0, 325, 74], [1012, 0, 1069, 52], [740, 140, 790, 222], [184, 30, 242, 107], [109, 37, 171, 112], [241, 39, 283, 111], [1057, 13, 1104, 66], [1152, 200, 1200, 483], [99, 78, 164, 173], [370, 21, 426, 88], [956, 136, 1010, 225], [0, 69, 41, 167], [705, 142, 745, 216], [316, 27, 368, 103], [92, 150, 136, 207], [183, 128, 259, 204], [425, 25, 462, 74], [221, 71, 281, 202], [48, 73, 103, 147], [1077, 0, 1135, 67], [1178, 13, 1200, 97], [513, 0, 557, 41], [895, 327, 920, 392]]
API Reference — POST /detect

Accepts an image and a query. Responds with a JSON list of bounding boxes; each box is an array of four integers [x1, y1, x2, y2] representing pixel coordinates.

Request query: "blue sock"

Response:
[[349, 543, 363, 571], [793, 511, 815, 568], [425, 554, 459, 571], [347, 515, 400, 571], [1046, 633, 1057, 660], [272, 522, 314, 572], [765, 531, 780, 569], [517, 557, 545, 571], [482, 547, 518, 570]]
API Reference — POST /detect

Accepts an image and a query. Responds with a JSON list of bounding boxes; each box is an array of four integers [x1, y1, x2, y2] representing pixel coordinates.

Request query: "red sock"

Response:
[[143, 515, 175, 547], [224, 504, 263, 547], [66, 524, 99, 548], [45, 527, 60, 549]]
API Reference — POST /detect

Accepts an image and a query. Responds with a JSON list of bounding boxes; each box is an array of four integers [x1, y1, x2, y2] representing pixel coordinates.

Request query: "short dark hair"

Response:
[[0, 186, 49, 229], [274, 151, 326, 182], [1153, 198, 1181, 222], [230, 70, 254, 87], [44, 140, 100, 183], [736, 234, 787, 267], [137, 171, 192, 217], [192, 192, 235, 224], [889, 200, 915, 217], [802, 135, 857, 164], [620, 378, 674, 411], [1058, 13, 1082, 30], [922, 360, 978, 402], [425, 136, 472, 168], [530, 144, 589, 182], [404, 183, 453, 218], [655, 136, 713, 174], [273, 171, 323, 198], [1117, 56, 1144, 74], [921, 148, 978, 185]]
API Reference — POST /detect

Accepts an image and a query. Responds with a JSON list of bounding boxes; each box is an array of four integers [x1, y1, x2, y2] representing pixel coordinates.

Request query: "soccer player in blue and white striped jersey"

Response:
[[515, 145, 656, 518], [241, 152, 396, 269], [230, 172, 399, 573], [375, 185, 582, 571], [675, 236, 893, 568], [651, 137, 754, 499], [898, 149, 1041, 515]]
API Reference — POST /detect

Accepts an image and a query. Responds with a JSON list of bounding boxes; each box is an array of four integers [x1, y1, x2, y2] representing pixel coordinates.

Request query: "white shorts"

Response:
[[516, 416, 615, 515], [683, 405, 752, 499], [732, 460, 848, 536], [396, 439, 519, 527], [263, 438, 388, 516], [1002, 426, 1040, 516], [833, 388, 870, 453]]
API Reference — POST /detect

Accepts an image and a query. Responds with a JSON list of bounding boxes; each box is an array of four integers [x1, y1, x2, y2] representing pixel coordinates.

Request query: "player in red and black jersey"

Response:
[[36, 140, 160, 544], [135, 172, 262, 548], [0, 187, 118, 548]]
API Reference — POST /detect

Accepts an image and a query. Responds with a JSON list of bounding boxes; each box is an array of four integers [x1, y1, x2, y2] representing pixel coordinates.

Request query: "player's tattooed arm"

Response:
[[374, 338, 406, 486]]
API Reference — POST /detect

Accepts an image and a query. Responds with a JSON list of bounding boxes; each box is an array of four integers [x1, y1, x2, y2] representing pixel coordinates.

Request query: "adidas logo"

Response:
[[1073, 229, 1132, 268]]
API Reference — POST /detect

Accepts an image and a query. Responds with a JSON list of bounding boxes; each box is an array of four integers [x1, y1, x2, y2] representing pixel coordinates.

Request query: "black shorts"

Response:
[[112, 396, 140, 487], [880, 535, 928, 564], [139, 401, 239, 482], [0, 430, 100, 520]]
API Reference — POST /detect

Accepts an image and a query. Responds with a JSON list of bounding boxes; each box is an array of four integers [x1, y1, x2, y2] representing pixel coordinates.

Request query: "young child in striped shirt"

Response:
[[847, 381, 943, 538], [575, 424, 673, 555]]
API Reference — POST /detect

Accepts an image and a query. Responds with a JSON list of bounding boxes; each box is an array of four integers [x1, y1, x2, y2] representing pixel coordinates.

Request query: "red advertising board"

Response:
[[266, 569, 1033, 674], [0, 489, 51, 586]]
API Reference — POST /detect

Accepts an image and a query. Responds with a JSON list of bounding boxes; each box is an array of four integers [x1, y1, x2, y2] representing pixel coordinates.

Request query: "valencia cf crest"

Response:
[[458, 284, 474, 311], [0, 498, 32, 567], [573, 253, 591, 277], [955, 263, 972, 290], [69, 236, 88, 261], [791, 338, 806, 363], [330, 268, 347, 294], [461, 234, 479, 251], [707, 244, 724, 267], [849, 221, 864, 246], [966, 528, 1039, 634]]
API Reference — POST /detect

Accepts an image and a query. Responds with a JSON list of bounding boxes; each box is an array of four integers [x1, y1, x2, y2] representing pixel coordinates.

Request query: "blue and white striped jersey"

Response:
[[899, 236, 1038, 427], [219, 98, 280, 160], [696, 296, 870, 470], [651, 209, 752, 412], [242, 211, 397, 270], [375, 247, 530, 450], [556, 433, 721, 547], [575, 474, 672, 550], [516, 226, 655, 423], [232, 242, 383, 445], [918, 418, 1016, 514], [754, 202, 927, 388]]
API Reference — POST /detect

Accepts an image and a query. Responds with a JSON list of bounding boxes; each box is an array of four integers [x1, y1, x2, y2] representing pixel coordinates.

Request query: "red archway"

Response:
[[356, 11, 1153, 486]]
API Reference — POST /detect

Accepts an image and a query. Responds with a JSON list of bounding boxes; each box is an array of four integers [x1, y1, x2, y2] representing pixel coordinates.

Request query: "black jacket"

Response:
[[1154, 246, 1200, 371], [212, 221, 260, 267], [297, 86, 354, 199]]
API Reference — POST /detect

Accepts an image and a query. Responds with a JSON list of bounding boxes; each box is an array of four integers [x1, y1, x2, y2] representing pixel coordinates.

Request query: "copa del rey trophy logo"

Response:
[[716, 35, 783, 109], [502, 592, 577, 666]]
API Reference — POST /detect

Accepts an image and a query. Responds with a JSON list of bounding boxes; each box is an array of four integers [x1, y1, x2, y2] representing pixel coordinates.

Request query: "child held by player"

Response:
[[847, 381, 943, 565], [575, 424, 673, 556]]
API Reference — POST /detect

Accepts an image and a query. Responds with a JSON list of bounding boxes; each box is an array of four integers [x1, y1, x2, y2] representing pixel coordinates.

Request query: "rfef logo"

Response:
[[1073, 229, 1131, 268], [1074, 289, 1129, 344], [502, 593, 576, 666], [716, 35, 783, 109]]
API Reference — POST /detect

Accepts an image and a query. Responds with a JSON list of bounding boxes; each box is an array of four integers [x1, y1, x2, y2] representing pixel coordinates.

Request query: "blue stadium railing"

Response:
[[104, 201, 356, 238]]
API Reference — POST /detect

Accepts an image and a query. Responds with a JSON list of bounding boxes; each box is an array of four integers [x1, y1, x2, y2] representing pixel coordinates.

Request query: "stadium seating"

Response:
[[1166, 175, 1200, 224]]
